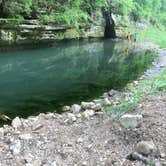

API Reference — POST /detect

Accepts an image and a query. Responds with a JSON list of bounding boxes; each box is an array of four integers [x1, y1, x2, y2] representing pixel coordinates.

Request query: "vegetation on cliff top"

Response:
[[0, 0, 165, 27]]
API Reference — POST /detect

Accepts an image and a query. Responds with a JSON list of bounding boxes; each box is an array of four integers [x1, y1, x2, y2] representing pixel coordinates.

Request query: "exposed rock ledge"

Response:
[[0, 19, 105, 47]]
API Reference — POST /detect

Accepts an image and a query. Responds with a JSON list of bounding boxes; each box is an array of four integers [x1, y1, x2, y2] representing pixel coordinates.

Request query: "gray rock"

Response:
[[19, 134, 33, 140], [12, 117, 22, 129], [0, 127, 4, 139], [10, 140, 21, 155], [62, 106, 71, 112], [81, 102, 96, 110], [82, 109, 95, 119], [120, 114, 143, 128], [135, 141, 157, 156], [71, 104, 81, 114], [103, 98, 112, 106], [65, 113, 77, 123]]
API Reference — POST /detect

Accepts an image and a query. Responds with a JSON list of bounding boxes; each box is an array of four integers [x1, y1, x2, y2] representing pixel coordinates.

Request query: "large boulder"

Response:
[[135, 141, 158, 156]]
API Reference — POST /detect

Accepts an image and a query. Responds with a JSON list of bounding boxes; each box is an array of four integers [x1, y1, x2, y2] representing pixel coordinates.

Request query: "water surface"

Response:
[[0, 40, 156, 119]]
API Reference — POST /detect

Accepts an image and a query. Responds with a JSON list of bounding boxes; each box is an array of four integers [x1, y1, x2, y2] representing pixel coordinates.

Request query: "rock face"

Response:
[[0, 17, 104, 47]]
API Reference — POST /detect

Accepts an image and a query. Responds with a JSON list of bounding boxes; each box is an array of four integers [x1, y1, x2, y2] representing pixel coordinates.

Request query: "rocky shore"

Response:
[[0, 44, 166, 166]]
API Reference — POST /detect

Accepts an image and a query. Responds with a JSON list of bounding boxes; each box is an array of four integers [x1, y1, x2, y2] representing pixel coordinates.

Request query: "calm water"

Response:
[[0, 40, 156, 119]]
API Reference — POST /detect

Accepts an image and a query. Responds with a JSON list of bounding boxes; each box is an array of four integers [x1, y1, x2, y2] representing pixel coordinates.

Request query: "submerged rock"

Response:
[[120, 114, 143, 128]]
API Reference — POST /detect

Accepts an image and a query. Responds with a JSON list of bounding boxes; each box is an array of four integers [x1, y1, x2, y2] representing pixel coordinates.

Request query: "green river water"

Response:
[[0, 40, 156, 119]]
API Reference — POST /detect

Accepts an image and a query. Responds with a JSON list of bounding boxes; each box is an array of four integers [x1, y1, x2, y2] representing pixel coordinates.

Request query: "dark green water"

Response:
[[0, 40, 156, 119]]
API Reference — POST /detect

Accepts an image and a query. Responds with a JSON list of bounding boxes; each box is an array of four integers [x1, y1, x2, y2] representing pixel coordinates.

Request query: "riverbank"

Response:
[[0, 43, 166, 166]]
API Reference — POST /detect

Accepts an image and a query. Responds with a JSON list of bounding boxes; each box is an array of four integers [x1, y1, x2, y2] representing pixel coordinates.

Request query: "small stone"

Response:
[[32, 124, 43, 131], [76, 137, 83, 143], [160, 152, 166, 158], [81, 102, 96, 109], [10, 140, 21, 155], [103, 98, 112, 106], [82, 110, 95, 119], [19, 134, 33, 140], [71, 104, 81, 114], [82, 161, 88, 166], [65, 113, 77, 123], [51, 161, 57, 166], [0, 128, 4, 139], [12, 117, 22, 129], [135, 141, 157, 156], [62, 106, 71, 112], [120, 114, 143, 128]]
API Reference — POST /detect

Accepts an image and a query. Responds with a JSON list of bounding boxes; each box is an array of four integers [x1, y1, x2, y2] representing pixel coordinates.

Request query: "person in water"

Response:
[[133, 33, 137, 43], [127, 32, 131, 41]]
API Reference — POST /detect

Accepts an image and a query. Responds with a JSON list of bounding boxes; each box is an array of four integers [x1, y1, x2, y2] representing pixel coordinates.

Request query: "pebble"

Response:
[[12, 117, 22, 129]]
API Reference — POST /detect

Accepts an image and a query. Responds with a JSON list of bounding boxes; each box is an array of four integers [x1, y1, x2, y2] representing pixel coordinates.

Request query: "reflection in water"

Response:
[[0, 40, 156, 118]]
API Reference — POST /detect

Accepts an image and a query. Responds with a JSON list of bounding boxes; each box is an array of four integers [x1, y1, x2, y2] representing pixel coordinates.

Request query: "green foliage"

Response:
[[0, 0, 165, 27]]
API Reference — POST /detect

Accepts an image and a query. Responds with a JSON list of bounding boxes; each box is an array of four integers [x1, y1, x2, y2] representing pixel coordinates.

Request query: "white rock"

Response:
[[82, 110, 95, 119], [51, 161, 57, 166], [10, 140, 21, 155], [12, 117, 22, 129], [82, 161, 88, 166], [120, 114, 143, 128], [62, 106, 71, 112], [67, 113, 77, 122], [19, 134, 33, 140], [76, 137, 83, 143], [103, 98, 112, 106], [0, 128, 4, 139], [81, 102, 96, 109], [135, 141, 157, 156], [71, 104, 81, 114]]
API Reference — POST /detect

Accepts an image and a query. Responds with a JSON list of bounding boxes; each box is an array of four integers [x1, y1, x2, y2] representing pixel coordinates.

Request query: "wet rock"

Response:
[[71, 104, 81, 114], [103, 98, 112, 106], [62, 106, 71, 112], [82, 109, 95, 119], [120, 114, 143, 128], [108, 90, 118, 97], [135, 141, 157, 156], [12, 117, 22, 129]]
